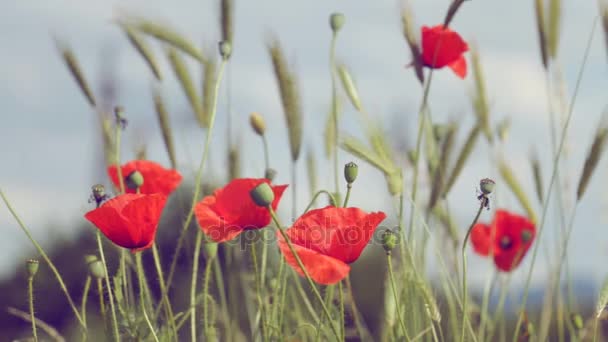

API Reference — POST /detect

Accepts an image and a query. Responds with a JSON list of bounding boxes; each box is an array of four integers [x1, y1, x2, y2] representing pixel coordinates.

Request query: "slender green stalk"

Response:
[[304, 190, 337, 213], [461, 203, 484, 342], [114, 117, 125, 195], [478, 271, 498, 341], [136, 253, 159, 342], [330, 31, 340, 196], [81, 276, 91, 331], [190, 231, 203, 341], [271, 256, 286, 338], [291, 161, 298, 220], [165, 58, 228, 293], [212, 256, 230, 338], [97, 278, 106, 321], [95, 233, 120, 341], [262, 135, 270, 171], [593, 314, 600, 342], [0, 189, 86, 329], [345, 276, 368, 340], [315, 285, 336, 342], [151, 243, 177, 338], [387, 254, 411, 341], [342, 184, 352, 208], [513, 17, 598, 341], [203, 255, 215, 339], [250, 241, 268, 341], [28, 275, 38, 342], [338, 281, 345, 341], [268, 208, 341, 341]]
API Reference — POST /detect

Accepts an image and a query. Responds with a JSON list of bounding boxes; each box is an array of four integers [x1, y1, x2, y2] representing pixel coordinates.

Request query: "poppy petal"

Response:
[[421, 25, 468, 68], [121, 194, 167, 249], [448, 56, 467, 79], [108, 160, 182, 196], [278, 233, 351, 285], [195, 196, 245, 242], [85, 199, 135, 249], [470, 223, 492, 256]]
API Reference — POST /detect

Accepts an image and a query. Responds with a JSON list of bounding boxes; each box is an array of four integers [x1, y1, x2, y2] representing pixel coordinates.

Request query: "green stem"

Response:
[[97, 278, 106, 323], [339, 281, 345, 341], [165, 58, 228, 293], [345, 276, 367, 340], [190, 231, 203, 341], [136, 253, 159, 342], [291, 161, 298, 221], [593, 315, 599, 342], [342, 184, 352, 208], [212, 257, 230, 338], [269, 208, 341, 341], [0, 189, 86, 330], [151, 243, 177, 338], [203, 254, 215, 339], [512, 16, 598, 341], [28, 276, 38, 342], [262, 135, 270, 171], [387, 253, 411, 341], [250, 241, 268, 341], [81, 276, 91, 332], [114, 117, 125, 194], [461, 203, 484, 342], [303, 190, 338, 213], [330, 31, 340, 197], [478, 271, 498, 341], [272, 257, 287, 338]]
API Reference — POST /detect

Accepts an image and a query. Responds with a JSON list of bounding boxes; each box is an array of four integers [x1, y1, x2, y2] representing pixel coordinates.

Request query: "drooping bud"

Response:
[[125, 170, 144, 190], [382, 230, 398, 253], [219, 40, 232, 60], [264, 168, 277, 182], [479, 178, 495, 195], [250, 182, 275, 207], [250, 112, 266, 136], [85, 255, 106, 279], [344, 162, 358, 184], [26, 259, 39, 278], [330, 13, 345, 32]]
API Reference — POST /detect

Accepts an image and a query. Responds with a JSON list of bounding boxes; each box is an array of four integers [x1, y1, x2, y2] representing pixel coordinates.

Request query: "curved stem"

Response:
[[0, 189, 86, 329], [303, 190, 338, 213], [28, 276, 38, 342], [203, 254, 215, 339], [512, 16, 598, 341], [81, 276, 91, 336], [151, 243, 177, 338], [190, 231, 203, 341], [136, 253, 158, 342], [338, 281, 345, 341], [342, 184, 352, 208], [387, 253, 411, 341], [165, 58, 228, 293], [460, 203, 484, 342], [268, 208, 341, 341], [250, 241, 268, 341]]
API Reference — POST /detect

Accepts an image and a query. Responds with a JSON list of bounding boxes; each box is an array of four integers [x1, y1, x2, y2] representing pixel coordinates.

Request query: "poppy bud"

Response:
[[382, 230, 398, 253], [85, 255, 106, 279], [26, 259, 39, 278], [386, 171, 403, 196], [479, 178, 495, 195], [521, 230, 533, 243], [204, 241, 218, 259], [219, 40, 232, 60], [125, 170, 144, 190], [330, 13, 345, 32], [249, 112, 266, 136], [344, 162, 358, 184], [570, 313, 584, 330], [264, 168, 277, 182], [250, 182, 275, 207]]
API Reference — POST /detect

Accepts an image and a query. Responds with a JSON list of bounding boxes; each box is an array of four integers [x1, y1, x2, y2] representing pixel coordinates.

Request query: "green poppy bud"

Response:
[[26, 259, 39, 278], [264, 168, 277, 182], [480, 178, 495, 195], [219, 40, 232, 59], [125, 170, 144, 190], [329, 13, 345, 32], [382, 230, 398, 253], [85, 255, 106, 279], [344, 162, 358, 184], [250, 182, 275, 207], [250, 112, 266, 136]]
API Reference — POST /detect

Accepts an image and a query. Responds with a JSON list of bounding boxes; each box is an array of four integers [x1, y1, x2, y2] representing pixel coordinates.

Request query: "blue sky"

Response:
[[1, 0, 607, 289]]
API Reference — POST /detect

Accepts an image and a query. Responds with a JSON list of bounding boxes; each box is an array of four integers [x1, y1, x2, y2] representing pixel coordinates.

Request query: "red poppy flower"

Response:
[[194, 178, 288, 243], [108, 160, 182, 196], [277, 206, 387, 285], [84, 193, 168, 251], [470, 210, 536, 272], [421, 25, 469, 79]]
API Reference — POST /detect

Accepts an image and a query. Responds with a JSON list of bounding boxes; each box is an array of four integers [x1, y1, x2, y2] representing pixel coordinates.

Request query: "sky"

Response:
[[0, 0, 607, 290]]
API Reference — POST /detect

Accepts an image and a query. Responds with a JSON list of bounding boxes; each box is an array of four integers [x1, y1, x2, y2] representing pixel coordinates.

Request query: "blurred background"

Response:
[[1, 0, 607, 339]]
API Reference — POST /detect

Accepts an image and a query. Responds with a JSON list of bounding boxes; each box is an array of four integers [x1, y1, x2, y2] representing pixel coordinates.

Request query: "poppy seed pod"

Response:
[[250, 182, 275, 207], [382, 230, 398, 253], [125, 170, 144, 190], [26, 259, 39, 278], [219, 40, 232, 59], [330, 13, 345, 32], [480, 178, 495, 195], [85, 255, 105, 279], [344, 162, 358, 184], [250, 112, 266, 136]]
